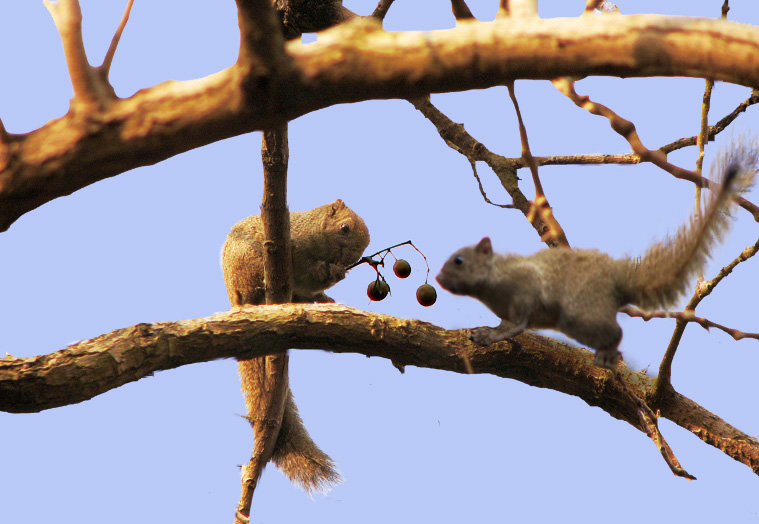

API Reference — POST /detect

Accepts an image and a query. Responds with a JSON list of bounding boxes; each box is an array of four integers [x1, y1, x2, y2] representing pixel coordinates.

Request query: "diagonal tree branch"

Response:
[[98, 0, 134, 80], [552, 78, 759, 220], [652, 235, 759, 403], [372, 0, 396, 21], [507, 82, 570, 246], [451, 0, 475, 20], [2, 304, 758, 474]]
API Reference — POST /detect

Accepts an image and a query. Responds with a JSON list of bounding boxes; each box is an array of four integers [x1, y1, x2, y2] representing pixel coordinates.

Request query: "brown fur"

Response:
[[437, 142, 756, 367], [222, 199, 370, 492]]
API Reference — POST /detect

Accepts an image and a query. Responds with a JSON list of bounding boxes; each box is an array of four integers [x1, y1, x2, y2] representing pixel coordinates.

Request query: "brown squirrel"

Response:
[[222, 199, 370, 492], [437, 143, 756, 367]]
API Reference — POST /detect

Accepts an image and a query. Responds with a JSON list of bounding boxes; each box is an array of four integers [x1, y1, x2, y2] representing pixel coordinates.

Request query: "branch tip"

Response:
[[99, 0, 134, 78], [372, 0, 396, 20]]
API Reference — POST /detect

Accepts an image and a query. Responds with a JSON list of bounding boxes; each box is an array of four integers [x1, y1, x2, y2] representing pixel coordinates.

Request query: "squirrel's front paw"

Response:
[[470, 327, 505, 345], [593, 348, 620, 369]]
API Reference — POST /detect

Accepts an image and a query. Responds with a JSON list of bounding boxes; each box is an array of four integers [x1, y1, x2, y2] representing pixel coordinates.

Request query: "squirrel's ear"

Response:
[[476, 237, 493, 254], [329, 199, 345, 216]]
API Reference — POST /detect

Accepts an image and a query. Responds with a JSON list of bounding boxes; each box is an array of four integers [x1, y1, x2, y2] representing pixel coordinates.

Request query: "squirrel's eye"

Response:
[[454, 255, 464, 265], [340, 223, 350, 234]]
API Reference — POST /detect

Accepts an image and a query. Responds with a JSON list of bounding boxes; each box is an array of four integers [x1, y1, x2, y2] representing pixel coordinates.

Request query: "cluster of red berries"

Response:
[[365, 257, 437, 307]]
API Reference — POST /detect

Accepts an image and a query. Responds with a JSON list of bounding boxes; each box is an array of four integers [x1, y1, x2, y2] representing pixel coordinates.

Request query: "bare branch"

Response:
[[451, 0, 475, 20], [372, 0, 396, 20], [615, 372, 695, 479], [653, 236, 759, 402], [465, 158, 514, 208], [234, 124, 294, 521], [507, 82, 570, 247], [2, 304, 758, 474], [5, 15, 759, 231], [408, 96, 545, 235], [552, 78, 759, 220], [98, 0, 134, 79], [43, 0, 109, 111], [495, 92, 759, 169], [621, 305, 759, 341], [660, 91, 759, 154]]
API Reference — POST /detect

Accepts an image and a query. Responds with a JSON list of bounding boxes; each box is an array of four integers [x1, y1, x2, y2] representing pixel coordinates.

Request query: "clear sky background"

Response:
[[2, 1, 759, 522]]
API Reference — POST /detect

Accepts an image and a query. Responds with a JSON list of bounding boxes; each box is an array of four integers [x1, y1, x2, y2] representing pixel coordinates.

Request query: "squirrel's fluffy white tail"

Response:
[[624, 139, 757, 310]]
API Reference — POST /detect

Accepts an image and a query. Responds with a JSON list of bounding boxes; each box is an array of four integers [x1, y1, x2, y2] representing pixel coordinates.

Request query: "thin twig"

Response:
[[408, 96, 560, 245], [451, 0, 475, 19], [467, 159, 514, 208], [507, 83, 570, 246], [653, 236, 759, 402], [371, 0, 396, 20], [99, 0, 134, 79], [621, 306, 759, 341], [0, 118, 8, 145], [552, 78, 759, 220], [694, 78, 714, 280], [654, 2, 735, 401], [660, 92, 759, 154], [615, 371, 696, 479], [498, 93, 759, 168]]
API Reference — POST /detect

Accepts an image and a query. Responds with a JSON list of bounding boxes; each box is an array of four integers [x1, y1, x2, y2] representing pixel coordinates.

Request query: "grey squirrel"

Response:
[[222, 199, 370, 492], [436, 142, 757, 367]]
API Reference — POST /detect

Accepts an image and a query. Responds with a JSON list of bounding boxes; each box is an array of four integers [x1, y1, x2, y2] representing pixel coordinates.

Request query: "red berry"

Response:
[[416, 283, 437, 307], [367, 280, 390, 301], [393, 259, 412, 279]]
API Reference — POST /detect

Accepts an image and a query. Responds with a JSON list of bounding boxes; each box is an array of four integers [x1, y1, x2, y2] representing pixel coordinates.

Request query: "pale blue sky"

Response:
[[1, 1, 758, 522]]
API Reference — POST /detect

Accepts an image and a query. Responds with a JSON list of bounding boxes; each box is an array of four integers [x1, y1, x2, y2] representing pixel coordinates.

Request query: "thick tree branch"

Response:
[[4, 14, 759, 231], [1, 304, 758, 475], [235, 124, 293, 522]]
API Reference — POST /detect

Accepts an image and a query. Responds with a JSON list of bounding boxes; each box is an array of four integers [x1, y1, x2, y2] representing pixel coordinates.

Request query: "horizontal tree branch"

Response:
[[3, 14, 759, 230], [1, 304, 757, 475]]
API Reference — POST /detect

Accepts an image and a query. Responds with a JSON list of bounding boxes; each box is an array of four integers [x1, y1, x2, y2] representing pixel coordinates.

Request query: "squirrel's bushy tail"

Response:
[[624, 140, 757, 310], [271, 389, 342, 493]]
